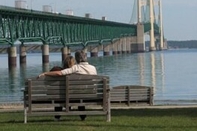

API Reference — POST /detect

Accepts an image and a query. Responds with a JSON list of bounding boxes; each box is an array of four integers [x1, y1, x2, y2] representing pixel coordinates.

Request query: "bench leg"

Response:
[[107, 95, 111, 122], [24, 107, 27, 124]]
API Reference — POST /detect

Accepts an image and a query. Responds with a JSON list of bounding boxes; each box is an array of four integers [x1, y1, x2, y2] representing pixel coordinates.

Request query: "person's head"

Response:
[[63, 55, 75, 69], [50, 66, 63, 71], [75, 50, 87, 64]]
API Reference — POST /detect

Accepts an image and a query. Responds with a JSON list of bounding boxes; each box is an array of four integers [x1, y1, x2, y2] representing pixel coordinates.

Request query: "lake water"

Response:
[[0, 49, 197, 105]]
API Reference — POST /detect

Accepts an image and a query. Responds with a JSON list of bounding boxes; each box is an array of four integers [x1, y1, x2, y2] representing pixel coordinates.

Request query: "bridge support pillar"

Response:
[[61, 47, 70, 62], [90, 46, 98, 57], [150, 46, 156, 51], [83, 48, 88, 57], [20, 44, 26, 65], [42, 45, 49, 64], [130, 23, 145, 53], [42, 63, 49, 72], [117, 39, 122, 54], [122, 37, 127, 54], [8, 46, 17, 69], [103, 44, 110, 56], [126, 37, 131, 53], [112, 40, 119, 55]]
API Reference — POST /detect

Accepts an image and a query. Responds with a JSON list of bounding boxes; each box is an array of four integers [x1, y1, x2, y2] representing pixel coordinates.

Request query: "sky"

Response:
[[1, 0, 197, 41]]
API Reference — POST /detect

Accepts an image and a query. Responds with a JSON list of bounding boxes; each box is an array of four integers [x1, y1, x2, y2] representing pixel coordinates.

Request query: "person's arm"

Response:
[[38, 71, 62, 78], [61, 65, 78, 75], [38, 65, 78, 78]]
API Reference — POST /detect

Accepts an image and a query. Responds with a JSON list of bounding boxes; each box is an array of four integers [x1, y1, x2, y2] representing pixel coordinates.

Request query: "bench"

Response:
[[23, 74, 110, 123], [110, 85, 153, 107]]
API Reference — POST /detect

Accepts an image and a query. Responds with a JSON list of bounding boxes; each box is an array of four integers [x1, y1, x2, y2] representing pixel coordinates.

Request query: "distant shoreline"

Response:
[[146, 40, 197, 48]]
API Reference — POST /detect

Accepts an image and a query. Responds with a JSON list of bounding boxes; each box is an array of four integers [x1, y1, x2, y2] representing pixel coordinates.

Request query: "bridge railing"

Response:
[[0, 5, 137, 47]]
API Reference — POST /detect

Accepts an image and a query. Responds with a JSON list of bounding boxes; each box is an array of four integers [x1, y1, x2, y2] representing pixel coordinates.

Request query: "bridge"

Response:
[[0, 0, 165, 68]]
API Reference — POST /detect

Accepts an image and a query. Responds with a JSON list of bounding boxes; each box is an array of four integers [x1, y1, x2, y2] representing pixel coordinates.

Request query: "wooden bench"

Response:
[[23, 74, 110, 123], [110, 85, 153, 107]]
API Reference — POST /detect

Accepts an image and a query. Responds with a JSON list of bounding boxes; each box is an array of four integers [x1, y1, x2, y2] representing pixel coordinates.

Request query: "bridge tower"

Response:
[[130, 0, 146, 53], [158, 0, 164, 50], [136, 0, 146, 52], [153, 0, 166, 50], [148, 0, 156, 51], [131, 0, 165, 51]]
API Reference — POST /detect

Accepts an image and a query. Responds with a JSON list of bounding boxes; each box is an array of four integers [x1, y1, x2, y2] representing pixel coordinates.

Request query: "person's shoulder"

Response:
[[65, 64, 78, 69], [90, 64, 96, 68], [87, 63, 95, 67]]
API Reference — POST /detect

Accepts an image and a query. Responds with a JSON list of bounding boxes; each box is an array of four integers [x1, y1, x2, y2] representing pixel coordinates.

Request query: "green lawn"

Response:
[[0, 108, 197, 131]]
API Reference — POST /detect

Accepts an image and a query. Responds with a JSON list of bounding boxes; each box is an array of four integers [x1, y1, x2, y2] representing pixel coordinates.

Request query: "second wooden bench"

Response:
[[110, 85, 153, 106]]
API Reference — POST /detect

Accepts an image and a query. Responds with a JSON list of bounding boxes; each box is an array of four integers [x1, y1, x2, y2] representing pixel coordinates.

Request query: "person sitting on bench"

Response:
[[38, 50, 97, 120]]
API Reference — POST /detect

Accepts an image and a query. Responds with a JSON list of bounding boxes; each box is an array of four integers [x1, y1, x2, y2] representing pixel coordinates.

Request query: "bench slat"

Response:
[[27, 111, 107, 116]]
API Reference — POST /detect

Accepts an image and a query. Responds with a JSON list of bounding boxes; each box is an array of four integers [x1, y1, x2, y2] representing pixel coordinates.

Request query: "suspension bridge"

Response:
[[0, 0, 166, 68]]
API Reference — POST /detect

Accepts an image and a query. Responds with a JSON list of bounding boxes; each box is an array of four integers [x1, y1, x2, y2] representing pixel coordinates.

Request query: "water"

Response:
[[1, 49, 197, 105]]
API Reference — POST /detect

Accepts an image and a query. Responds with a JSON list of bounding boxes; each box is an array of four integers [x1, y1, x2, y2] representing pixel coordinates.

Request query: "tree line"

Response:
[[167, 40, 197, 48]]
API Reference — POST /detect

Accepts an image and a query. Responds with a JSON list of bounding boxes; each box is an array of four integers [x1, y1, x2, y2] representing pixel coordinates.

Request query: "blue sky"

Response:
[[2, 0, 197, 41]]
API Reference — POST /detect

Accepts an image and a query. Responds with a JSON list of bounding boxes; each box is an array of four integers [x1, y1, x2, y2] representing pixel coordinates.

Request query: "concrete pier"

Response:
[[19, 45, 26, 64], [61, 47, 69, 61], [90, 52, 98, 57], [90, 46, 98, 57], [131, 23, 145, 53], [83, 48, 88, 57], [126, 37, 131, 53], [117, 39, 122, 54], [42, 45, 49, 64], [8, 46, 17, 69], [42, 63, 49, 72], [103, 44, 110, 56], [122, 37, 127, 54], [112, 40, 118, 55]]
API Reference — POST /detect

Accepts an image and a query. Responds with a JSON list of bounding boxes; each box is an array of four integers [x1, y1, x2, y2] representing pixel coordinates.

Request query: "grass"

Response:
[[0, 108, 197, 131]]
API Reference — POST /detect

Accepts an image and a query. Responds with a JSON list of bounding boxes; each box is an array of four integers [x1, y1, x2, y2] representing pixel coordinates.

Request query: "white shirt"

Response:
[[61, 62, 97, 75]]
